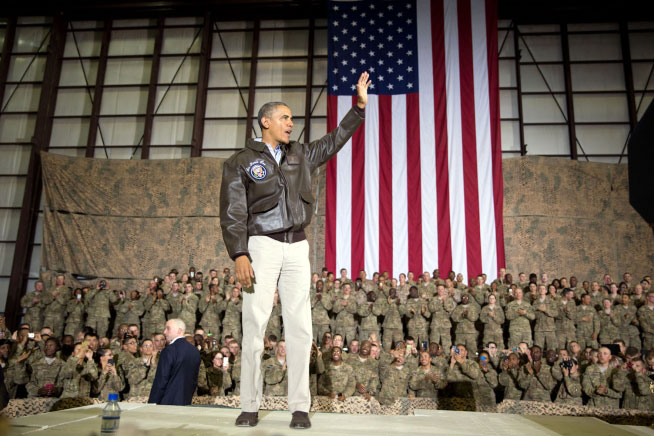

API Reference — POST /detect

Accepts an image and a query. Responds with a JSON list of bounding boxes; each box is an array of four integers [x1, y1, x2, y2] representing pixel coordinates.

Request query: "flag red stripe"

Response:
[[432, 0, 452, 277], [406, 93, 423, 276], [325, 94, 338, 273], [457, 0, 483, 279], [486, 0, 505, 270], [351, 95, 366, 275], [378, 95, 393, 273]]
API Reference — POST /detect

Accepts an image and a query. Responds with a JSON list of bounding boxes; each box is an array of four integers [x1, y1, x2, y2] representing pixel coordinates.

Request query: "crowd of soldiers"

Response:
[[0, 266, 652, 411]]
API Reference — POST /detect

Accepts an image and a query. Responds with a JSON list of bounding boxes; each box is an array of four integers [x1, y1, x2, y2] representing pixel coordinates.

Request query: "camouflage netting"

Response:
[[41, 152, 652, 289], [502, 156, 654, 281]]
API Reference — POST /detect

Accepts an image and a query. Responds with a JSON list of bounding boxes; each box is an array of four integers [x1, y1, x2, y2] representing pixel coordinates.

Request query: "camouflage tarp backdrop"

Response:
[[40, 152, 652, 292]]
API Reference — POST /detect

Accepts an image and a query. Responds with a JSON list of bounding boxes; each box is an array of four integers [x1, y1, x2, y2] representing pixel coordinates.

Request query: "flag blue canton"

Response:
[[328, 0, 419, 96]]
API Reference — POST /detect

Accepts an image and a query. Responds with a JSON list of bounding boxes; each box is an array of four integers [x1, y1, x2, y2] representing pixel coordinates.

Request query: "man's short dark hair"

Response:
[[257, 102, 288, 129]]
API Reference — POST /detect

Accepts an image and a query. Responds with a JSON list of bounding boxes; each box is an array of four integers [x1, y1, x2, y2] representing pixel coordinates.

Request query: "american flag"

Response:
[[325, 0, 505, 282]]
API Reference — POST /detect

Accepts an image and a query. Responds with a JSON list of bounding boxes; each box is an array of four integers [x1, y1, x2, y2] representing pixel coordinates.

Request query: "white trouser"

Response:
[[240, 235, 312, 413]]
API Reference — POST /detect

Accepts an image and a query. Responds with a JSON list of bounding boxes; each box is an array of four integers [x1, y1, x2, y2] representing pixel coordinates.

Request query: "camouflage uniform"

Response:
[[505, 300, 536, 348], [418, 282, 436, 300], [498, 367, 523, 400], [178, 294, 199, 334], [85, 288, 118, 338], [143, 296, 171, 338], [404, 297, 431, 347], [637, 304, 654, 351], [350, 356, 380, 397], [206, 366, 232, 396], [309, 353, 326, 396], [622, 372, 653, 411], [166, 291, 183, 320], [575, 304, 600, 349], [378, 297, 404, 351], [20, 290, 46, 331], [198, 295, 225, 338], [43, 287, 70, 337], [229, 356, 241, 396], [64, 298, 86, 337], [332, 295, 358, 345], [445, 359, 481, 400], [479, 304, 505, 350], [555, 300, 577, 351], [581, 364, 625, 408], [428, 297, 456, 350], [26, 356, 65, 398], [532, 297, 559, 350], [613, 303, 641, 349], [318, 362, 356, 397], [266, 302, 283, 340], [554, 373, 583, 405], [467, 286, 487, 307], [474, 366, 499, 409], [125, 358, 157, 398], [451, 303, 480, 352], [378, 363, 410, 405], [263, 358, 288, 396], [357, 301, 381, 343], [518, 362, 555, 402], [222, 298, 242, 343], [597, 310, 620, 344], [117, 298, 145, 333], [60, 357, 98, 398], [408, 365, 447, 398], [310, 291, 333, 343], [94, 370, 125, 401]]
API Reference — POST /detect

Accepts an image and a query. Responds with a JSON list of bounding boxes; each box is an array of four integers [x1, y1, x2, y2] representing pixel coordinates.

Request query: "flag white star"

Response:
[[369, 35, 375, 41], [378, 43, 384, 49], [369, 4, 375, 9], [351, 84, 356, 90], [387, 35, 393, 41], [379, 75, 384, 81], [397, 75, 404, 81], [387, 51, 393, 57], [359, 59, 366, 64], [341, 59, 348, 65], [378, 59, 384, 65], [351, 36, 358, 42], [334, 21, 339, 27], [333, 36, 339, 42], [333, 5, 339, 11], [378, 28, 384, 33], [351, 68, 356, 74], [387, 20, 393, 26], [342, 13, 348, 19], [332, 84, 338, 91], [397, 43, 404, 49], [406, 3, 412, 8], [407, 50, 413, 56], [397, 59, 403, 65], [361, 12, 366, 17], [397, 28, 403, 33], [370, 83, 375, 89], [378, 12, 384, 17], [360, 28, 366, 33], [398, 12, 403, 17], [388, 83, 394, 89], [333, 68, 338, 74], [407, 19, 413, 24], [407, 83, 413, 89], [407, 34, 413, 40], [342, 28, 348, 34], [360, 42, 366, 48], [341, 76, 347, 82], [407, 66, 413, 72], [369, 19, 375, 25], [369, 50, 375, 56], [369, 67, 375, 72], [351, 21, 357, 27], [342, 44, 348, 50], [350, 52, 357, 58], [334, 51, 339, 57], [352, 5, 357, 11], [387, 67, 394, 73], [388, 4, 393, 10]]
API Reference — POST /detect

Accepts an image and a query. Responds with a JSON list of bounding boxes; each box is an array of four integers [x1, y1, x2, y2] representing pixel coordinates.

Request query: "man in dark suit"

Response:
[[148, 319, 200, 405]]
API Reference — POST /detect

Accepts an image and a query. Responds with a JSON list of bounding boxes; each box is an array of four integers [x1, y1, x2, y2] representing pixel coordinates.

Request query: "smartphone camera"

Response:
[[28, 332, 35, 339]]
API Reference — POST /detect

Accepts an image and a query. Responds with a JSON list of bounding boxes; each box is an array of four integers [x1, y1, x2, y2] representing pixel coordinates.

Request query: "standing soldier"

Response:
[[125, 339, 158, 398], [199, 284, 224, 338], [85, 281, 118, 338], [418, 272, 436, 299], [518, 345, 554, 402], [310, 280, 332, 343], [405, 286, 431, 347], [505, 288, 536, 348], [332, 283, 358, 346], [265, 290, 283, 340], [143, 289, 171, 339], [532, 285, 559, 351], [43, 274, 70, 338], [451, 295, 479, 352], [480, 294, 505, 350], [378, 288, 405, 351], [556, 289, 577, 351], [357, 291, 382, 343], [117, 291, 145, 335], [21, 280, 46, 331], [613, 293, 641, 349], [64, 288, 86, 337], [179, 282, 199, 334], [575, 294, 600, 349], [598, 298, 620, 344], [166, 281, 184, 320], [637, 291, 654, 351], [222, 287, 243, 343], [428, 285, 456, 351]]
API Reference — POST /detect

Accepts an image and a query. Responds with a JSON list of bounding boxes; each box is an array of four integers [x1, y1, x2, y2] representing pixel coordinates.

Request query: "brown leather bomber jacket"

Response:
[[219, 105, 364, 260]]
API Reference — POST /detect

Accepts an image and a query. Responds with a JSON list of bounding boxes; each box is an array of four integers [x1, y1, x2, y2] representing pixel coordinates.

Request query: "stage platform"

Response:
[[8, 402, 654, 436]]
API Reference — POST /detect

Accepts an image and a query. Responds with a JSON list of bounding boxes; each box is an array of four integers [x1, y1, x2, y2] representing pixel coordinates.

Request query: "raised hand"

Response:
[[356, 72, 372, 109]]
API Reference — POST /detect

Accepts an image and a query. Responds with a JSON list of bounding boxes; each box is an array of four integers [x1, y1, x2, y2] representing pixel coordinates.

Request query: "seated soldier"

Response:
[[498, 353, 523, 400], [60, 341, 98, 398], [475, 351, 499, 409], [518, 345, 554, 402], [350, 340, 379, 400], [263, 340, 287, 396], [206, 351, 232, 397], [125, 339, 158, 399], [409, 350, 447, 398], [318, 346, 355, 401], [378, 348, 411, 405], [93, 348, 124, 400], [26, 338, 64, 398]]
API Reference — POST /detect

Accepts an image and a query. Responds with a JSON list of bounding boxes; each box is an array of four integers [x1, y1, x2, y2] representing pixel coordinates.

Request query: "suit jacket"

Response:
[[148, 337, 200, 405]]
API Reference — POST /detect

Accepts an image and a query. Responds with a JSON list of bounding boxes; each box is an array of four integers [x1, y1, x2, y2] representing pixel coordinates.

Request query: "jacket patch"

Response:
[[248, 162, 267, 180]]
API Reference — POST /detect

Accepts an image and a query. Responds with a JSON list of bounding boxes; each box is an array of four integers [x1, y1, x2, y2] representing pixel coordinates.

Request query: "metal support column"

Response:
[[191, 12, 213, 157], [141, 17, 164, 160], [560, 23, 578, 160]]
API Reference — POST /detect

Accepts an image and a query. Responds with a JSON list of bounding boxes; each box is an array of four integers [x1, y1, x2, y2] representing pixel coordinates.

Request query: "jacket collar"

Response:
[[246, 138, 291, 153]]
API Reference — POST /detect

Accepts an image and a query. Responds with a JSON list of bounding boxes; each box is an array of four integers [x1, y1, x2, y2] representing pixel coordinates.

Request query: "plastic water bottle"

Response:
[[100, 393, 121, 434]]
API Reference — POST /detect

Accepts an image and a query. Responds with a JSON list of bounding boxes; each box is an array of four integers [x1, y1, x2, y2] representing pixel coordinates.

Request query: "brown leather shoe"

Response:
[[235, 411, 258, 427], [289, 411, 311, 429]]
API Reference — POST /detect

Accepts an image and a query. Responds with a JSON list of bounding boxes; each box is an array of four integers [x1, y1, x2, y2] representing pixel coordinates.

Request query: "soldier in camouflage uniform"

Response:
[[505, 288, 536, 348], [20, 280, 46, 331], [518, 346, 554, 402], [125, 339, 157, 398], [468, 275, 489, 306], [206, 351, 232, 396], [263, 340, 288, 396], [428, 285, 456, 351], [143, 289, 171, 339], [178, 282, 199, 334], [309, 343, 325, 396], [357, 291, 382, 342], [199, 284, 225, 339], [451, 294, 479, 352], [637, 292, 654, 351], [94, 348, 125, 401], [405, 286, 431, 347], [588, 281, 606, 311], [444, 344, 481, 401], [64, 288, 86, 337], [349, 341, 379, 400], [311, 280, 332, 343], [85, 281, 118, 338], [553, 357, 583, 405], [582, 346, 625, 408], [409, 351, 447, 398], [598, 298, 621, 344], [498, 353, 524, 400], [378, 288, 405, 351], [165, 281, 184, 320], [575, 294, 600, 349], [622, 358, 654, 411], [266, 290, 283, 340], [222, 287, 243, 343], [555, 289, 577, 351], [475, 352, 499, 409], [43, 275, 70, 338], [332, 283, 359, 346], [532, 285, 559, 350], [480, 294, 505, 350], [612, 293, 640, 349], [116, 291, 145, 336], [60, 342, 98, 398], [378, 350, 411, 405], [25, 338, 64, 398], [318, 346, 356, 400], [418, 272, 436, 300]]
